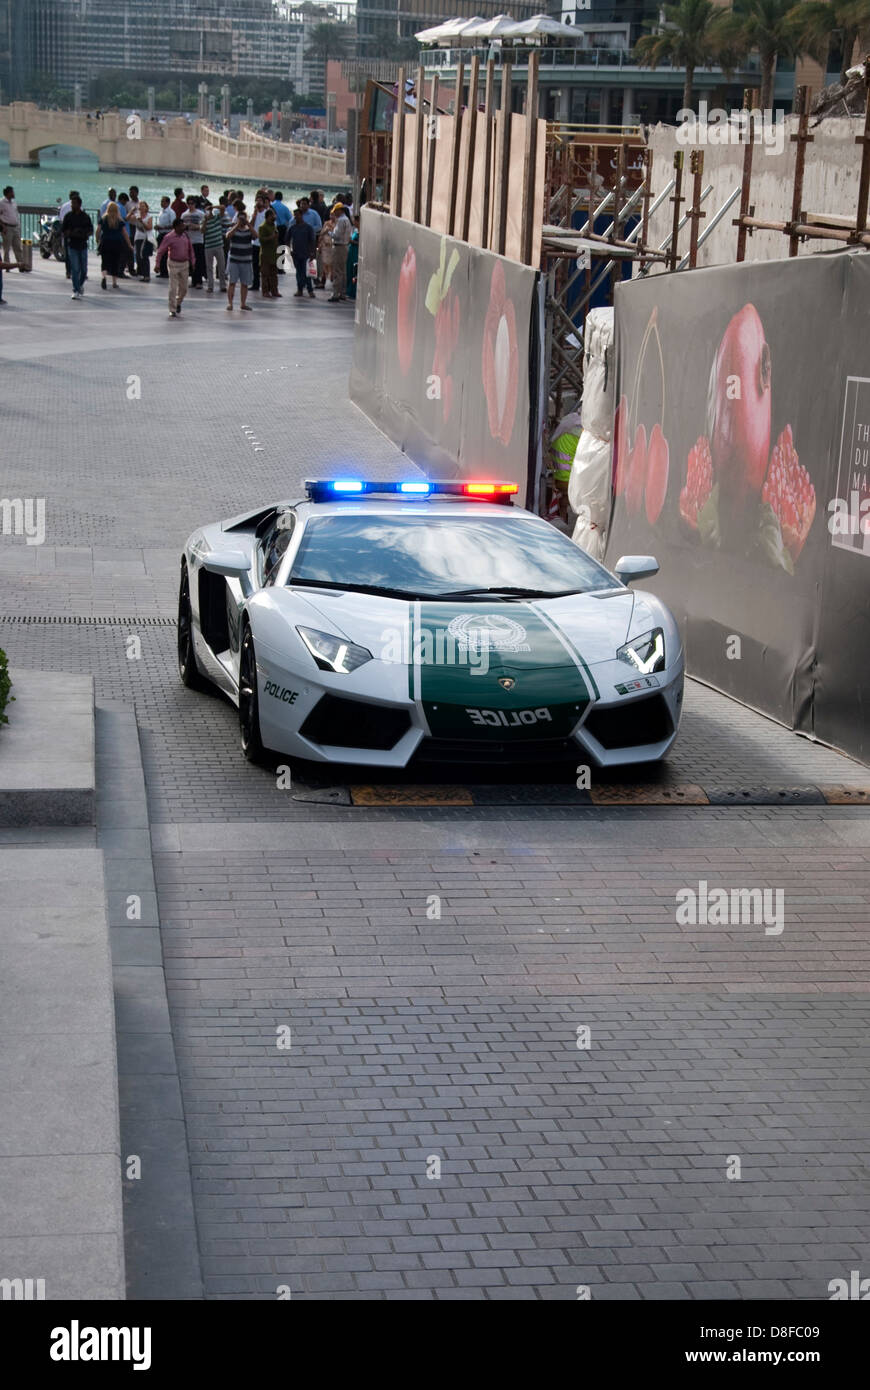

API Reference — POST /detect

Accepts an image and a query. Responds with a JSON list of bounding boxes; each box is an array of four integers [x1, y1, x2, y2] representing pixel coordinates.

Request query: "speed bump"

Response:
[[819, 785, 870, 805], [589, 783, 709, 805], [351, 784, 475, 806]]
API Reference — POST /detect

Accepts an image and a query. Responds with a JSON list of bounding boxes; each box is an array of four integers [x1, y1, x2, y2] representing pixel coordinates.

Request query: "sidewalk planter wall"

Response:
[[606, 251, 870, 764], [0, 648, 11, 726], [350, 210, 542, 507]]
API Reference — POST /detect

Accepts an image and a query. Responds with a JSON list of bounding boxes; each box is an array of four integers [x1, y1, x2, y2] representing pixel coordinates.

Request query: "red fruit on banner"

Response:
[[707, 303, 771, 517], [396, 245, 417, 376], [625, 424, 647, 515], [645, 423, 669, 525], [762, 424, 816, 560], [481, 262, 519, 446], [613, 395, 629, 496], [680, 435, 713, 529]]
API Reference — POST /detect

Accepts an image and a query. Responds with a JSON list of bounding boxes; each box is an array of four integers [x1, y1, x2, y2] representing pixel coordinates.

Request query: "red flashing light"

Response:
[[462, 482, 518, 496]]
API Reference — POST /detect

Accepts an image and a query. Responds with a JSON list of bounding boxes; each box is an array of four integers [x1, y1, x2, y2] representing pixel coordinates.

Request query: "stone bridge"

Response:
[[0, 103, 346, 186]]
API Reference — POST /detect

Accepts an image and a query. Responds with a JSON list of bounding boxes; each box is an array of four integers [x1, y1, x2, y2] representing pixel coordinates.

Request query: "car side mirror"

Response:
[[201, 549, 251, 580], [614, 555, 659, 583]]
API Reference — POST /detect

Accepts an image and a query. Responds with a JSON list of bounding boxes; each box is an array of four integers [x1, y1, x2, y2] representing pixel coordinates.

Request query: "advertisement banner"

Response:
[[350, 210, 540, 505], [606, 251, 870, 763]]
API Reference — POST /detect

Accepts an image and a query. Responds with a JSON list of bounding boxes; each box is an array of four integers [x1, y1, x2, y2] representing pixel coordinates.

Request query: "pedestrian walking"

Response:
[[61, 194, 93, 299], [251, 194, 269, 292], [318, 212, 335, 292], [328, 203, 351, 302], [346, 215, 360, 301], [96, 202, 132, 289], [226, 211, 254, 311], [154, 217, 194, 317], [272, 191, 291, 273], [0, 186, 25, 269], [133, 200, 155, 280], [58, 189, 77, 222], [257, 208, 280, 298], [155, 197, 174, 277], [58, 189, 78, 279], [202, 202, 227, 293], [182, 196, 206, 287], [288, 207, 316, 298], [115, 194, 134, 275]]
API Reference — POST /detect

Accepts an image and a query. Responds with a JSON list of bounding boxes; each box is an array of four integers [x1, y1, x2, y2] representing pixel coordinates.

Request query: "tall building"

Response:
[[5, 0, 304, 95]]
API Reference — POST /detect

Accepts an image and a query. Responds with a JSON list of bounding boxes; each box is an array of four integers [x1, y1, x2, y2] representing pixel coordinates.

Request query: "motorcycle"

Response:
[[39, 214, 65, 262]]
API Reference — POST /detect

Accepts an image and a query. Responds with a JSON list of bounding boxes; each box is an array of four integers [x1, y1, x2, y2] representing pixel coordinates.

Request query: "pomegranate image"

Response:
[[762, 424, 816, 561], [625, 424, 647, 515], [680, 435, 714, 530], [432, 290, 461, 424], [613, 395, 629, 496], [481, 261, 519, 446], [396, 245, 417, 376], [706, 304, 771, 522], [645, 423, 669, 526]]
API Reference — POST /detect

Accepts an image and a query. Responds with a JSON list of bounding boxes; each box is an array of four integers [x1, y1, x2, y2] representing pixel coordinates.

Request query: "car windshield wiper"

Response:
[[428, 586, 582, 600], [288, 577, 426, 600]]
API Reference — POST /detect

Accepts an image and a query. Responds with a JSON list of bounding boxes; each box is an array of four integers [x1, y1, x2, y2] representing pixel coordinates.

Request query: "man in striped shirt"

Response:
[[226, 211, 254, 311], [202, 202, 226, 293]]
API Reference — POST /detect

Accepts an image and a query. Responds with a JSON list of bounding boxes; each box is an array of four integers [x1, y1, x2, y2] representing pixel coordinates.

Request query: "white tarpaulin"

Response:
[[570, 306, 615, 559]]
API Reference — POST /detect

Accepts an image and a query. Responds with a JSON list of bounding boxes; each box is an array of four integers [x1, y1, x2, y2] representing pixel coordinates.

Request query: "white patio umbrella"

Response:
[[500, 14, 585, 41], [415, 17, 486, 43], [460, 14, 520, 41]]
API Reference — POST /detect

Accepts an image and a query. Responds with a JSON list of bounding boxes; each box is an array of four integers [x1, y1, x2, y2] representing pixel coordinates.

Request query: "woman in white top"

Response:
[[133, 201, 155, 282]]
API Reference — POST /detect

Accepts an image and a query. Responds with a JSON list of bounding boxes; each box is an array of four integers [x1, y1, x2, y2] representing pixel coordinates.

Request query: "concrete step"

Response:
[[0, 670, 94, 826], [0, 847, 125, 1299]]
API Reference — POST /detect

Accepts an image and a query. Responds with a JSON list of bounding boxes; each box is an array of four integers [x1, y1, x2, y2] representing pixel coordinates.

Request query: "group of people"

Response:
[[0, 181, 361, 313]]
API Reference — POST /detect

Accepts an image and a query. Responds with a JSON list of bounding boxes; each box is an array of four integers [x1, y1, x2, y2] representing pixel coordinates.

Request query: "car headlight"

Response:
[[297, 626, 372, 674], [616, 628, 665, 674]]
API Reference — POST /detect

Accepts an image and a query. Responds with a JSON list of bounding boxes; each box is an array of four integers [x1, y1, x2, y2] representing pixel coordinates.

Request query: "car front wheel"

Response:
[[239, 624, 266, 763]]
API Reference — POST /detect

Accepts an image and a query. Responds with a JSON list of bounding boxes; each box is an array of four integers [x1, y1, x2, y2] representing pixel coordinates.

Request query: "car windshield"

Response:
[[288, 512, 620, 599]]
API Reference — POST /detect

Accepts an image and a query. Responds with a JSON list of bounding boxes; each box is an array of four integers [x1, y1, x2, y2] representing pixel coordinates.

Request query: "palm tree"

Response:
[[635, 0, 736, 110], [304, 21, 354, 68], [730, 0, 804, 107], [789, 0, 870, 81]]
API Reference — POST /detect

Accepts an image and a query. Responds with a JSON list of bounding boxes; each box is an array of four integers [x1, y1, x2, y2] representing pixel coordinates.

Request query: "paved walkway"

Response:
[[1, 260, 869, 1298]]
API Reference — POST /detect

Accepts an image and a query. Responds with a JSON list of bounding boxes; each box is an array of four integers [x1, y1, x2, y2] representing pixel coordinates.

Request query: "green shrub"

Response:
[[0, 648, 12, 726]]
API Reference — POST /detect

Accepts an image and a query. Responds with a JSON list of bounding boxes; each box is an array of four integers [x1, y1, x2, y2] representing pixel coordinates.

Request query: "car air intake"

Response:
[[584, 694, 674, 750], [299, 695, 412, 751]]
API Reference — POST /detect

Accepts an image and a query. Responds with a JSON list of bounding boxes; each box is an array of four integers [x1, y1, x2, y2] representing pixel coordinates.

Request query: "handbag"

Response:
[[306, 257, 317, 277]]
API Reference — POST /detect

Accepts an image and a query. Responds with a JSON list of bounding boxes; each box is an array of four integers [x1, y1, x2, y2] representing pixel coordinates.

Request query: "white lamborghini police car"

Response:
[[177, 478, 684, 767]]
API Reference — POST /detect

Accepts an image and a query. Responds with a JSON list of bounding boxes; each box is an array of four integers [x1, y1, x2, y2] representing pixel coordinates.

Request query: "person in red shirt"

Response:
[[170, 187, 187, 219], [155, 219, 194, 318]]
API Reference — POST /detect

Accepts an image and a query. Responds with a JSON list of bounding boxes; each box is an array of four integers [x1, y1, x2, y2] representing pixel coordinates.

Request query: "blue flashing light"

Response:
[[399, 481, 431, 494], [332, 479, 364, 493]]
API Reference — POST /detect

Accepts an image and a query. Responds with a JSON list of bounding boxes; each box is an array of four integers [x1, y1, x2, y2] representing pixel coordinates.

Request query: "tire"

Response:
[[239, 623, 266, 763], [39, 247, 50, 260], [177, 563, 208, 690], [53, 243, 65, 262]]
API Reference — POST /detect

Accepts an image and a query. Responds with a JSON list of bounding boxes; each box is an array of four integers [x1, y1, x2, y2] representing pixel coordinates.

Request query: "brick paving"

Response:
[[2, 261, 870, 1298]]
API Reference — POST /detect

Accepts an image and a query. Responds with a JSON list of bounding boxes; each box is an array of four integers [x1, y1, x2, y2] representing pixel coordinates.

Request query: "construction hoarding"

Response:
[[350, 209, 542, 506], [606, 250, 870, 764]]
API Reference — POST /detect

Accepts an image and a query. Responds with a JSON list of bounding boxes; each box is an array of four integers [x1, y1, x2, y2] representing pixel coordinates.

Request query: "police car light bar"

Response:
[[304, 479, 519, 504]]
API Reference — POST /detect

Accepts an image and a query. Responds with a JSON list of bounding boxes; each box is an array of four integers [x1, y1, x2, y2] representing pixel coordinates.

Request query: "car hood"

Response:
[[279, 585, 642, 666]]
